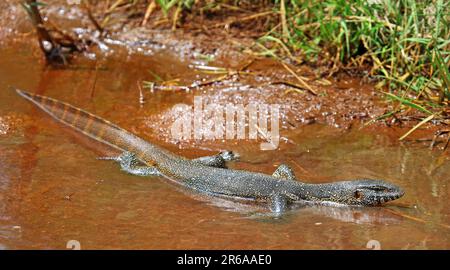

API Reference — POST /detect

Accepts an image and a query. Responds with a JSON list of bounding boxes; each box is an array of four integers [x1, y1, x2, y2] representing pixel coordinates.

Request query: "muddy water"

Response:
[[0, 43, 449, 250]]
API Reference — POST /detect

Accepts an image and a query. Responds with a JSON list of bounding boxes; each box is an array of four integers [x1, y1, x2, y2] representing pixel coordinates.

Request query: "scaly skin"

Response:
[[16, 89, 404, 212]]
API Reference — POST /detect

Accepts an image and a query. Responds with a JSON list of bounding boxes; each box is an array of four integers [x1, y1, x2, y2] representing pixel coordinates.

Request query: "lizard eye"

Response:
[[354, 190, 363, 200]]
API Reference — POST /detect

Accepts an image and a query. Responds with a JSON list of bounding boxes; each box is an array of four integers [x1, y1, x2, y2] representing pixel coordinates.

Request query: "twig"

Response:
[[444, 134, 450, 151], [22, 0, 72, 64], [82, 1, 104, 34], [430, 129, 450, 150]]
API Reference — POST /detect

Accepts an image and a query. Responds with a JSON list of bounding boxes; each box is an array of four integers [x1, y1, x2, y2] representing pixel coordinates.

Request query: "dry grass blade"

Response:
[[142, 0, 157, 26], [280, 0, 288, 41], [399, 114, 435, 141], [82, 1, 104, 34], [192, 65, 228, 73], [172, 4, 182, 30], [385, 209, 450, 230], [105, 0, 125, 14], [211, 10, 275, 28], [280, 62, 317, 95], [271, 81, 306, 94]]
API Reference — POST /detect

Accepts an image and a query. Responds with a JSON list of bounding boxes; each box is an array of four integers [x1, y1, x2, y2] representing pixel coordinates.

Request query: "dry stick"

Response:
[[280, 62, 317, 96], [24, 0, 84, 65], [142, 0, 156, 26], [153, 57, 258, 92], [444, 133, 450, 151], [154, 69, 249, 92], [430, 130, 441, 150], [82, 1, 104, 34], [24, 0, 56, 56], [24, 0, 52, 42], [46, 22, 76, 44], [430, 130, 450, 150]]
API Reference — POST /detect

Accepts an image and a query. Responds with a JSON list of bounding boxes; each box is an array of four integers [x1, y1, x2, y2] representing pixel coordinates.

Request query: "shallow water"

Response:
[[0, 43, 449, 250]]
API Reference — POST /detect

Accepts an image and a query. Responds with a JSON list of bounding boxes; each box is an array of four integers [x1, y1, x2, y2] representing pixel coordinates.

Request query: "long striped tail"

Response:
[[15, 89, 170, 164]]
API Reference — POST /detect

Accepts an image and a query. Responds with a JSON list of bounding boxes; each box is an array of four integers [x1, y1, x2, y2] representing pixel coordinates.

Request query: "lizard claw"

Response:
[[97, 151, 135, 162], [97, 156, 120, 161], [219, 150, 240, 161]]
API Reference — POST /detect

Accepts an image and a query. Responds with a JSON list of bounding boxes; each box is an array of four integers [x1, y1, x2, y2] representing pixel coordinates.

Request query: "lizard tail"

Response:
[[15, 89, 161, 162]]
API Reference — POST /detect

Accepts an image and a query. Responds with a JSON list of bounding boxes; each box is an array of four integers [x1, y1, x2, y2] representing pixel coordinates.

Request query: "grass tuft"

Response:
[[146, 0, 449, 121]]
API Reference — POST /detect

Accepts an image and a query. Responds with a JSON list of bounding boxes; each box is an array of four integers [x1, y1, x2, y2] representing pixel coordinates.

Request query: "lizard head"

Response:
[[313, 179, 405, 206]]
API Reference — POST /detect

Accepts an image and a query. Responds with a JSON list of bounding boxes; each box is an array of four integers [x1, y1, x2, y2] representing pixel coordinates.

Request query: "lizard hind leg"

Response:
[[98, 151, 160, 177], [272, 164, 296, 180]]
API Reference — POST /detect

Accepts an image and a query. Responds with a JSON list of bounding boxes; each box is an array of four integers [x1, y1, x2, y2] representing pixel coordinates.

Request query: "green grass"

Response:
[[148, 0, 449, 121], [155, 0, 194, 15], [265, 0, 449, 114]]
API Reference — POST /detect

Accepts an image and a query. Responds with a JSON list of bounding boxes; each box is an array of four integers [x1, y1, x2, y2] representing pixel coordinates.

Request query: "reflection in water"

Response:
[[198, 193, 403, 225], [295, 204, 403, 225]]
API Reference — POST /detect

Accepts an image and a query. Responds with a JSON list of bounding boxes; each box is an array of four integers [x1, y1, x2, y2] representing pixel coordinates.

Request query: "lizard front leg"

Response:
[[98, 151, 160, 177], [193, 150, 239, 168]]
